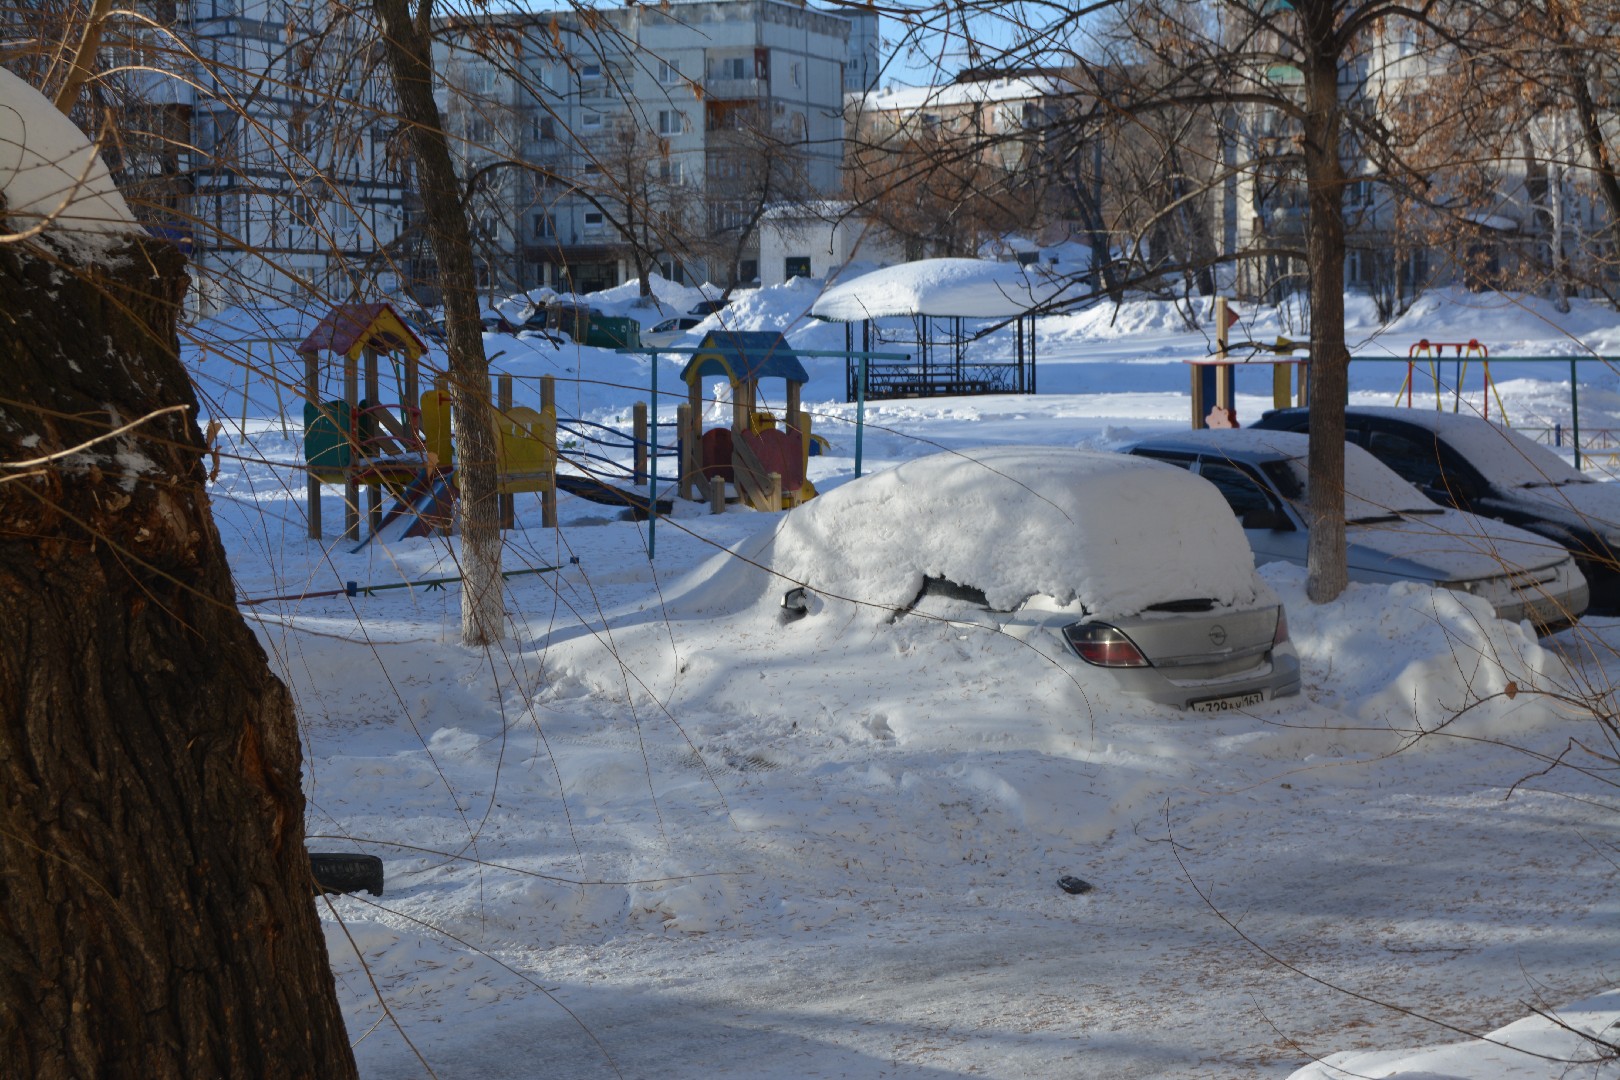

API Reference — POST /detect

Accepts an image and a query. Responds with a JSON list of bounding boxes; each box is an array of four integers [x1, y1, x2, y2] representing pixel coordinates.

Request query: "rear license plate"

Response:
[[1190, 690, 1265, 713]]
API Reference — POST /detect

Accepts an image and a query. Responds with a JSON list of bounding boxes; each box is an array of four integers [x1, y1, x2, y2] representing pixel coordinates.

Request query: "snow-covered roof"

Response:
[[0, 66, 136, 236], [853, 75, 1071, 113], [811, 258, 1071, 321]]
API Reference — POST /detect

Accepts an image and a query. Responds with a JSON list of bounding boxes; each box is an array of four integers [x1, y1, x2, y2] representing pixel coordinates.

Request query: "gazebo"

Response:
[[811, 258, 1072, 400]]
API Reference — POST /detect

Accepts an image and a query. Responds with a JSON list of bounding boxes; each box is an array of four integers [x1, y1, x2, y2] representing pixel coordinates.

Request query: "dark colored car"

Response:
[[1251, 405, 1620, 612], [688, 298, 729, 316]]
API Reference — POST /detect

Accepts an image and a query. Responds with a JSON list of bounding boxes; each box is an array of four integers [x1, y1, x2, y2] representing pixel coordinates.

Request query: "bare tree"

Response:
[[372, 0, 506, 646]]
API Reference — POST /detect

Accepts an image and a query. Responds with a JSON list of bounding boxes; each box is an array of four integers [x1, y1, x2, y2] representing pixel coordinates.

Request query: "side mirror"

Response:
[[780, 586, 812, 623], [1241, 506, 1293, 531]]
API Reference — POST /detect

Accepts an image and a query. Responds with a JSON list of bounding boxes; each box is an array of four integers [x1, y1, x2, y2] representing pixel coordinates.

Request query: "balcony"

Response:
[[704, 75, 764, 99]]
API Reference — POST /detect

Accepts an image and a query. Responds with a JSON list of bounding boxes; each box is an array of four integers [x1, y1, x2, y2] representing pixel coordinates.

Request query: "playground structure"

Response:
[[1187, 298, 1308, 428], [1396, 339, 1509, 421], [300, 303, 687, 547], [675, 331, 821, 512], [298, 303, 560, 547]]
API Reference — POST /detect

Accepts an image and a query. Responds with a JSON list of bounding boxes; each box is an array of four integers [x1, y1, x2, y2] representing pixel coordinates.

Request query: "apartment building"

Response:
[[1224, 13, 1617, 308], [842, 69, 1081, 261], [430, 0, 878, 299], [182, 0, 412, 314]]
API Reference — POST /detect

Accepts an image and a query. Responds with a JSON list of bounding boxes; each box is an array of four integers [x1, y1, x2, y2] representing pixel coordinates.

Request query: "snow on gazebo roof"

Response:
[[810, 258, 1070, 322]]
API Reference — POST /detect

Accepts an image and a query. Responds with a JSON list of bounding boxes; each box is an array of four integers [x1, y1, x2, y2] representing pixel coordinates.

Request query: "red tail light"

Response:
[[1062, 623, 1150, 668], [1272, 607, 1290, 648]]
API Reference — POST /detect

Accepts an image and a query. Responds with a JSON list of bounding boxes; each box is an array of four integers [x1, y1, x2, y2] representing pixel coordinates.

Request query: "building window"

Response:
[[785, 256, 811, 279], [584, 210, 604, 233], [657, 159, 683, 183], [712, 56, 747, 80], [739, 259, 758, 282], [791, 61, 801, 87], [658, 59, 680, 84], [531, 113, 555, 141], [658, 109, 683, 135], [582, 112, 603, 129], [532, 213, 556, 239], [581, 63, 602, 80]]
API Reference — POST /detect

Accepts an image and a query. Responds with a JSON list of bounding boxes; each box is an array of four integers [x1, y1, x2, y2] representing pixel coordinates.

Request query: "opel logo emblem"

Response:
[[1208, 624, 1227, 647]]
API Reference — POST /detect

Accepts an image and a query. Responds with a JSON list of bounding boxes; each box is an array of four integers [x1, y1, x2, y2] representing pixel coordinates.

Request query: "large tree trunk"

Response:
[[0, 236, 357, 1077], [373, 0, 505, 645], [1300, 0, 1351, 604]]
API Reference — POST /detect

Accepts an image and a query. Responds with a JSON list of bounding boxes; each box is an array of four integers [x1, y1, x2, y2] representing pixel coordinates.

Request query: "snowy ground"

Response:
[[189, 283, 1620, 1079]]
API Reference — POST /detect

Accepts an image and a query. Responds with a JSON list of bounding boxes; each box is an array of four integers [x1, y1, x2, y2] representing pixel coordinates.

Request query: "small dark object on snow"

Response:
[[310, 852, 384, 897], [1057, 875, 1093, 895]]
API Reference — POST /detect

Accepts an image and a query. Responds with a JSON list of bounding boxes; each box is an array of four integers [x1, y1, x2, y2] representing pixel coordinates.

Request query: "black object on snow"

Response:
[[1057, 875, 1093, 895], [310, 852, 385, 897]]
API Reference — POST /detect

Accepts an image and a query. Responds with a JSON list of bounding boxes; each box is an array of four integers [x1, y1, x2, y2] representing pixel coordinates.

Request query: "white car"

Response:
[[641, 316, 704, 348], [1125, 428, 1589, 633], [760, 447, 1301, 712]]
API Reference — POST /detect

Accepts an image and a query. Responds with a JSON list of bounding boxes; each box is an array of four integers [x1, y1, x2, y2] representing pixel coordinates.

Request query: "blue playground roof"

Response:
[[681, 331, 808, 386]]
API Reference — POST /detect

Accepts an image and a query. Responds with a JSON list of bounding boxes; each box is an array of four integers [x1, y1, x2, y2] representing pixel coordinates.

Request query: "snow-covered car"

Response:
[[641, 316, 704, 348], [1125, 428, 1589, 632], [761, 446, 1301, 712], [1252, 405, 1620, 612]]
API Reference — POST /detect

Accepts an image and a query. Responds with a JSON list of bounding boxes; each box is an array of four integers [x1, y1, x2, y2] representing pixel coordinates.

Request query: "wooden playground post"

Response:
[[766, 471, 782, 510], [343, 350, 359, 541], [1213, 298, 1233, 419], [676, 403, 694, 501], [498, 373, 515, 531], [709, 475, 725, 515], [305, 349, 321, 539], [633, 401, 648, 485], [364, 346, 382, 539], [733, 378, 753, 434], [540, 374, 558, 529]]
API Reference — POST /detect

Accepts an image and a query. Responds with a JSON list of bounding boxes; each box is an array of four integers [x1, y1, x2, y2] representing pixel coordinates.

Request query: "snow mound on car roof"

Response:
[[1338, 405, 1587, 489], [733, 446, 1265, 620]]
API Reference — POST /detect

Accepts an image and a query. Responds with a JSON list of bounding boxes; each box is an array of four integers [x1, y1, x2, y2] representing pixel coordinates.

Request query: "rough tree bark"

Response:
[[373, 0, 505, 645], [0, 236, 357, 1077], [1299, 0, 1352, 604]]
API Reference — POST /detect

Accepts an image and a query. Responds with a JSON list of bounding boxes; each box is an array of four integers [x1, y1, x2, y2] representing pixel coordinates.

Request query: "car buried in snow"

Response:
[[764, 446, 1301, 712], [1124, 428, 1589, 633]]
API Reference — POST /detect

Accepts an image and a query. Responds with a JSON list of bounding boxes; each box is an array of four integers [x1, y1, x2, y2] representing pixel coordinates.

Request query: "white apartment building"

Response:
[[431, 0, 878, 298], [5, 0, 412, 316], [185, 0, 411, 314]]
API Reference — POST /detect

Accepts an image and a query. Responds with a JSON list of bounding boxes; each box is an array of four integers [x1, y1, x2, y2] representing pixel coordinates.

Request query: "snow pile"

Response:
[[1287, 987, 1620, 1079], [0, 66, 136, 235], [1262, 562, 1572, 743]]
